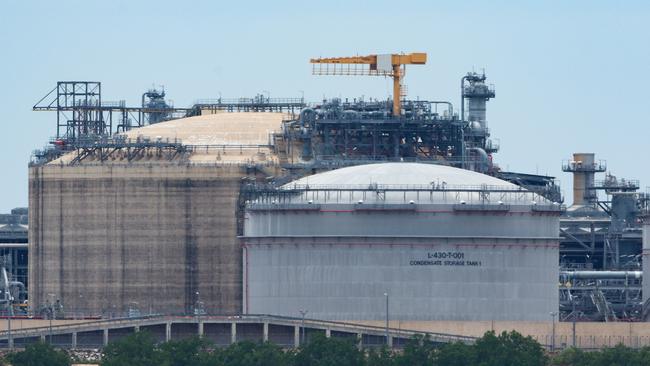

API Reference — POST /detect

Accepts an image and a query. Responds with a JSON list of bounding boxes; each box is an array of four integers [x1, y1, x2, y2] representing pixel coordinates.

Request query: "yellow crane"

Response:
[[310, 52, 427, 117]]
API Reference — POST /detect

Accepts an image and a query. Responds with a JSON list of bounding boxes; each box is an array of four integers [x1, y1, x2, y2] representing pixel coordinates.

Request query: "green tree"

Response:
[[101, 331, 162, 366], [433, 341, 476, 366], [294, 333, 364, 366], [595, 344, 643, 366], [7, 341, 71, 366], [393, 335, 436, 366], [215, 341, 293, 366], [366, 346, 395, 366], [550, 347, 594, 366], [473, 331, 547, 366], [158, 336, 213, 366], [633, 346, 650, 365]]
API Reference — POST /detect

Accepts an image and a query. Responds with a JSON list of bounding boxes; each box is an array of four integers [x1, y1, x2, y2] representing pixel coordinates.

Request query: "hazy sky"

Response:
[[1, 0, 648, 211]]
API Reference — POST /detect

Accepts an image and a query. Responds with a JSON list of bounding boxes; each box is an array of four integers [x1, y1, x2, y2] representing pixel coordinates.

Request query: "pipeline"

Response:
[[467, 147, 489, 173], [560, 270, 642, 280], [460, 75, 468, 122], [428, 101, 453, 117], [342, 110, 360, 120], [299, 108, 315, 127]]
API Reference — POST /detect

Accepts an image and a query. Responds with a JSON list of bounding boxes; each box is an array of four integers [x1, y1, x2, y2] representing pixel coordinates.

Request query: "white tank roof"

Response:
[[286, 162, 518, 188], [272, 163, 558, 206]]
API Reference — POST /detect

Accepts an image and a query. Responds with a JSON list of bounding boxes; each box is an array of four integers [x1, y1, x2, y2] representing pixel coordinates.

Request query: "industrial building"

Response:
[[23, 53, 648, 325], [0, 208, 28, 313], [559, 153, 649, 321], [29, 112, 286, 316], [242, 163, 561, 321]]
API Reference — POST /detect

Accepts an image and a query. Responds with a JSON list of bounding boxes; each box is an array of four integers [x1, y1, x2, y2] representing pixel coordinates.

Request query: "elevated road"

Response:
[[0, 315, 474, 350]]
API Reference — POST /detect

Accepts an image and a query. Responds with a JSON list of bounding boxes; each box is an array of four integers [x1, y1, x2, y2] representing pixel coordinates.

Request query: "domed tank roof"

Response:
[[285, 162, 518, 188]]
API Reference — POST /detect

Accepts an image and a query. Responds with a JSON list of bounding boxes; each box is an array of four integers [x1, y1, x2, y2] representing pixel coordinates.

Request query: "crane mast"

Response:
[[310, 52, 427, 117]]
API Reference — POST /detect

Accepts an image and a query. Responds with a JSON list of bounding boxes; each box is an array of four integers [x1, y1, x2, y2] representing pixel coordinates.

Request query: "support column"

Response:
[[71, 332, 77, 349], [263, 322, 269, 342], [165, 322, 171, 342], [198, 322, 204, 336], [387, 335, 393, 347], [325, 328, 331, 338], [231, 322, 237, 344], [40, 334, 46, 342], [134, 325, 140, 333], [103, 329, 109, 347], [294, 325, 300, 348], [357, 333, 363, 350]]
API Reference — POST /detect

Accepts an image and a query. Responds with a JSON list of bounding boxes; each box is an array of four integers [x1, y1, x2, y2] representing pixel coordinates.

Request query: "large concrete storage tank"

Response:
[[29, 112, 284, 316], [242, 163, 562, 321]]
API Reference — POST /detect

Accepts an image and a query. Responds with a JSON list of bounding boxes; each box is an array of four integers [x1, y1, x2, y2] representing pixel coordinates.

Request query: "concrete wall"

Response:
[[357, 320, 650, 348], [29, 163, 277, 316]]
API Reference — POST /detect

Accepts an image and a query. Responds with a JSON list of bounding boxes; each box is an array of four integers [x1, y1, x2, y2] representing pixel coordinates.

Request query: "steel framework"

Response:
[[33, 81, 191, 144]]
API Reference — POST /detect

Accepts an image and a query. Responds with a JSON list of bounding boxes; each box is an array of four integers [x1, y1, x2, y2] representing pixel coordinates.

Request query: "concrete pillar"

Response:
[[198, 322, 204, 336], [103, 329, 109, 347], [165, 322, 172, 342], [263, 322, 269, 342], [71, 332, 77, 349], [325, 328, 331, 338], [357, 333, 363, 349], [294, 325, 300, 348], [40, 335, 46, 342], [387, 335, 393, 347], [231, 322, 237, 344], [134, 325, 140, 333]]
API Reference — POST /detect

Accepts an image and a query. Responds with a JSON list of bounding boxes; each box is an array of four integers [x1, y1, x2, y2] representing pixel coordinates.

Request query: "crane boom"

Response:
[[310, 53, 427, 116]]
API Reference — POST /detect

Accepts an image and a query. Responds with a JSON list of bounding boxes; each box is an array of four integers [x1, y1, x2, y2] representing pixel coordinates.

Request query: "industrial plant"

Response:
[[0, 51, 647, 349]]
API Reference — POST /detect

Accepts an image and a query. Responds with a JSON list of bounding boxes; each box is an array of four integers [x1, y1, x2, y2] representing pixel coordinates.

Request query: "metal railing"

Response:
[[251, 183, 565, 207], [562, 160, 607, 172]]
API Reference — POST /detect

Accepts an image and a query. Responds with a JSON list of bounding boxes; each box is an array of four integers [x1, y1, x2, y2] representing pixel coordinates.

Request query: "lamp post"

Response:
[[572, 296, 577, 347], [47, 293, 55, 345], [550, 311, 558, 352], [78, 294, 83, 319], [384, 292, 389, 345], [7, 294, 13, 350], [194, 291, 205, 316], [299, 309, 308, 345]]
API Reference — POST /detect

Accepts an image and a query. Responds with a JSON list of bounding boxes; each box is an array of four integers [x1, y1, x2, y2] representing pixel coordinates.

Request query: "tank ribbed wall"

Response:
[[28, 163, 274, 316], [243, 207, 560, 321]]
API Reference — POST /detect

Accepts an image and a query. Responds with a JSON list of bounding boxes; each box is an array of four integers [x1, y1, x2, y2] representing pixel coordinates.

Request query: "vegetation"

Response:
[[5, 330, 650, 365], [550, 344, 650, 366], [6, 341, 71, 366]]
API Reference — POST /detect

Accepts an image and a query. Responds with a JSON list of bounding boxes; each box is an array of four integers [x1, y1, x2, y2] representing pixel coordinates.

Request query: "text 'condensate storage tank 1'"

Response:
[[242, 163, 562, 321]]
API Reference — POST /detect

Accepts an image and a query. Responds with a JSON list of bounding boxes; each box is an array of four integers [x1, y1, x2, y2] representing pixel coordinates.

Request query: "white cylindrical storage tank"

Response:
[[242, 163, 562, 321]]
